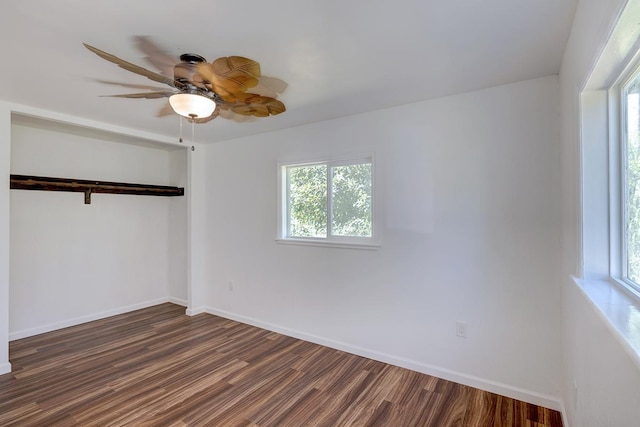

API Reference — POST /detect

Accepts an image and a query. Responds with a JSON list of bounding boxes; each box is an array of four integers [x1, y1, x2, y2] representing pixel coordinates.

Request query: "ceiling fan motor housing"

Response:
[[174, 53, 206, 84]]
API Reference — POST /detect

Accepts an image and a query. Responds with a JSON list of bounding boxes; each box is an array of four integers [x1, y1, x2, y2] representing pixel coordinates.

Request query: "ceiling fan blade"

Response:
[[258, 76, 288, 94], [247, 77, 288, 98], [84, 43, 180, 89], [232, 104, 270, 117], [94, 79, 170, 91], [102, 91, 175, 99], [223, 93, 286, 117], [215, 56, 261, 77], [191, 107, 220, 124], [248, 83, 277, 98], [157, 101, 175, 117], [266, 99, 286, 115], [133, 36, 176, 78], [218, 108, 256, 122], [197, 56, 260, 99]]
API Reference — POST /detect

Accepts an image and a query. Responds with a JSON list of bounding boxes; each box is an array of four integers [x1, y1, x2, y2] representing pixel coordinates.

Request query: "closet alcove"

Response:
[[8, 113, 190, 339]]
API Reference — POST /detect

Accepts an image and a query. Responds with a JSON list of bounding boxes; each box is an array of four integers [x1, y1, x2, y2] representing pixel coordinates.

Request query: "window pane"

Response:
[[626, 79, 640, 283], [287, 164, 327, 238], [331, 163, 372, 237]]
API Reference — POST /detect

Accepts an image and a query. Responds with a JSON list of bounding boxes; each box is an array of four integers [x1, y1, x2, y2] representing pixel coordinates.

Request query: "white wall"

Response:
[[559, 0, 640, 425], [186, 144, 208, 314], [561, 280, 640, 426], [169, 148, 188, 302], [9, 123, 186, 338], [0, 104, 11, 374], [204, 76, 563, 406]]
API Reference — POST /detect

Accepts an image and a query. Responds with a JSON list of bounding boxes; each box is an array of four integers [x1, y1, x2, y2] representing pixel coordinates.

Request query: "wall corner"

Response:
[[0, 103, 12, 374]]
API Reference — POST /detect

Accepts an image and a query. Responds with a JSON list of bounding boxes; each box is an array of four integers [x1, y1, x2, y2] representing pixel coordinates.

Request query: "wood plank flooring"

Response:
[[0, 304, 563, 426]]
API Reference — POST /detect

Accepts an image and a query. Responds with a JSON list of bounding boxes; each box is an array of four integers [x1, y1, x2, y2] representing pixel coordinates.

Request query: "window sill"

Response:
[[276, 238, 381, 250], [573, 276, 640, 369]]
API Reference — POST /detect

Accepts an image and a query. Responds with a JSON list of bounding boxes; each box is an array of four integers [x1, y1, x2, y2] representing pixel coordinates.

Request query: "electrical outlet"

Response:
[[228, 281, 234, 292], [455, 321, 467, 338]]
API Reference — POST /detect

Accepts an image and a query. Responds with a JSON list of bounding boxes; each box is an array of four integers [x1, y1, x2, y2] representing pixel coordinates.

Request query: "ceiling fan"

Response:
[[83, 38, 286, 124]]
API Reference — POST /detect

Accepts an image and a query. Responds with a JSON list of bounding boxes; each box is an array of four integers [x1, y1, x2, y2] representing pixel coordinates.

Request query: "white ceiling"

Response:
[[0, 0, 578, 143]]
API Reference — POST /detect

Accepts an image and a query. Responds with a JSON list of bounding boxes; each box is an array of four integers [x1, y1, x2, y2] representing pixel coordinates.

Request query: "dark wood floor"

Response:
[[0, 303, 563, 426]]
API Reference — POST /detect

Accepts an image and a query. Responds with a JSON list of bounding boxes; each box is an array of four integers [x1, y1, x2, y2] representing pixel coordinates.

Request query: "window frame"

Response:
[[277, 153, 380, 249], [621, 69, 635, 290], [611, 58, 640, 297]]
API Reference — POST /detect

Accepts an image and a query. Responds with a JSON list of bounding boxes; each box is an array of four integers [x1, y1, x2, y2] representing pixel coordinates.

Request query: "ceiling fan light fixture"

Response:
[[169, 93, 216, 119]]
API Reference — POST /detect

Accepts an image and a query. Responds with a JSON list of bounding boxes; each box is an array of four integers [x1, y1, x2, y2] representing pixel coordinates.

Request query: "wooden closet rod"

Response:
[[10, 174, 185, 204]]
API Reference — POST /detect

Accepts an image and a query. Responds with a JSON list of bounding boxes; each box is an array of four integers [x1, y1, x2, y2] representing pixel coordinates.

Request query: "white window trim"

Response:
[[609, 82, 623, 283], [608, 57, 640, 298], [620, 67, 634, 292], [577, 0, 640, 373], [276, 153, 380, 249]]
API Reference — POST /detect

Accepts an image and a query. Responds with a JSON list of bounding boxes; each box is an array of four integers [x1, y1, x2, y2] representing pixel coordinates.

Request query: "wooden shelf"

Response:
[[10, 174, 184, 204]]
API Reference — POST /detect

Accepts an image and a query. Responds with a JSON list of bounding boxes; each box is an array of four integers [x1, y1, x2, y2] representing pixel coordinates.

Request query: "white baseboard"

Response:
[[0, 361, 11, 375], [186, 306, 206, 316], [167, 297, 188, 307], [9, 297, 186, 341], [560, 401, 570, 427], [205, 307, 563, 412]]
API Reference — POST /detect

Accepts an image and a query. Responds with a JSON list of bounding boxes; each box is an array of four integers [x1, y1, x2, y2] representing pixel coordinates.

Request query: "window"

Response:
[[278, 155, 377, 247], [622, 69, 640, 290], [581, 26, 640, 299], [577, 0, 640, 372]]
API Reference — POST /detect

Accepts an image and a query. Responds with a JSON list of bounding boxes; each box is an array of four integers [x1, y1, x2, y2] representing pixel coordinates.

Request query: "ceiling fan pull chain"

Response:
[[191, 118, 196, 143], [179, 115, 183, 143]]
